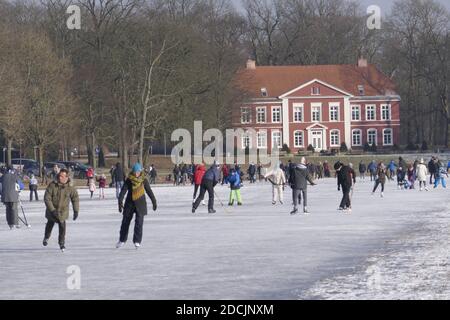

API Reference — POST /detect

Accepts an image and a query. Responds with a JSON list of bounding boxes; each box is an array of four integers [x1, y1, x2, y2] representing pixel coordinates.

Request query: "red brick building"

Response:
[[233, 59, 401, 152]]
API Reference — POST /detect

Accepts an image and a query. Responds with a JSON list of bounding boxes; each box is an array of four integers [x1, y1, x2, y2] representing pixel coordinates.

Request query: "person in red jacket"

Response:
[[193, 163, 206, 206], [97, 174, 107, 199], [221, 164, 229, 185]]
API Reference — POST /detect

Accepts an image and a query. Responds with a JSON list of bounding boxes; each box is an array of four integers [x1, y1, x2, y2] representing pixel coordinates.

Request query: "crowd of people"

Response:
[[1, 155, 449, 251]]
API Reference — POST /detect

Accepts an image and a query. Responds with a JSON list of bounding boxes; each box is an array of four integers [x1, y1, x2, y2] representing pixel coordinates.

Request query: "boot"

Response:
[[43, 238, 49, 247], [208, 209, 216, 214]]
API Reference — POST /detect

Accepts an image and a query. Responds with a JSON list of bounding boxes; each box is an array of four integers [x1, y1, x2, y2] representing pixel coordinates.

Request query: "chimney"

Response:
[[358, 57, 368, 68], [246, 59, 256, 70]]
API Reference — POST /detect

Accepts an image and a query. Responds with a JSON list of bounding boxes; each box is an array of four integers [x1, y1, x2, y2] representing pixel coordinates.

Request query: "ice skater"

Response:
[[43, 169, 79, 252], [193, 163, 206, 206], [116, 163, 157, 249], [335, 161, 354, 213], [372, 162, 387, 197], [228, 168, 242, 206], [97, 174, 106, 199], [29, 174, 39, 201], [415, 159, 429, 191], [192, 162, 220, 214], [1, 167, 22, 229], [434, 160, 448, 189], [88, 176, 96, 199], [264, 161, 287, 205], [290, 158, 316, 215]]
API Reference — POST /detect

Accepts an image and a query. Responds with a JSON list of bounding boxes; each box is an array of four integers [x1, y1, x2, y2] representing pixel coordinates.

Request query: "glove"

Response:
[[153, 202, 157, 211], [118, 202, 123, 213], [73, 211, 78, 221], [51, 210, 61, 222]]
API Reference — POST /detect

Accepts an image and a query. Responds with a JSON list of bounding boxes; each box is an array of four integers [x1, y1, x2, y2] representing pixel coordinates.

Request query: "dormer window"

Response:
[[311, 87, 320, 95], [358, 85, 365, 95], [261, 88, 268, 97]]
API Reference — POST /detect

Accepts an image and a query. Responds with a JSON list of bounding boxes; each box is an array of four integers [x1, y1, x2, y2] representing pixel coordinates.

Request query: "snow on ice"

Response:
[[0, 178, 448, 300]]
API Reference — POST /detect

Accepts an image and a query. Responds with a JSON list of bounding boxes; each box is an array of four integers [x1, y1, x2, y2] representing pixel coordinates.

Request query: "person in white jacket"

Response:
[[264, 162, 287, 205], [415, 159, 429, 191]]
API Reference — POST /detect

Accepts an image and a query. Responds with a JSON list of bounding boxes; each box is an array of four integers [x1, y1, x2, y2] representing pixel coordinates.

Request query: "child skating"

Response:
[[228, 168, 242, 206]]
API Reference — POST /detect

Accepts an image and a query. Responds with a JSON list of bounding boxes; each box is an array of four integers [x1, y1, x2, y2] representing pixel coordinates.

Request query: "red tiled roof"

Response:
[[235, 64, 398, 99]]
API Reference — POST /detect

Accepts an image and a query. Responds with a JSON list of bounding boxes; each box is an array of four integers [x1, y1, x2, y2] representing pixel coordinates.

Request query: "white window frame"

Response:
[[256, 107, 267, 124], [351, 105, 361, 121], [271, 131, 282, 149], [311, 103, 322, 122], [383, 128, 393, 146], [381, 104, 392, 121], [257, 131, 267, 149], [241, 132, 252, 150], [366, 105, 376, 121], [271, 106, 281, 123], [293, 103, 304, 123], [293, 131, 304, 148], [367, 129, 378, 146], [329, 103, 340, 122], [352, 129, 362, 147], [241, 107, 251, 124], [330, 130, 340, 147]]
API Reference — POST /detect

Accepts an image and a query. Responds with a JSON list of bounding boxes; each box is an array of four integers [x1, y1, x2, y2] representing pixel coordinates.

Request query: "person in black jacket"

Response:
[[192, 162, 220, 214], [114, 162, 126, 199], [290, 158, 316, 215], [428, 157, 437, 185], [116, 163, 157, 249], [335, 161, 354, 212]]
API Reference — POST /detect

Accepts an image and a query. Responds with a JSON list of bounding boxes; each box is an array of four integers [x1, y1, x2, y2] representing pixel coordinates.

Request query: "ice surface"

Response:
[[0, 178, 448, 300]]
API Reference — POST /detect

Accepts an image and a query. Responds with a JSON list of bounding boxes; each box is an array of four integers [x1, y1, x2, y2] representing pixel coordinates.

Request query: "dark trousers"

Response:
[[30, 186, 38, 201], [45, 219, 66, 245], [193, 184, 200, 199], [340, 186, 351, 209], [373, 180, 385, 193], [119, 206, 145, 244], [5, 202, 18, 226], [430, 173, 435, 185], [293, 189, 307, 209], [193, 180, 214, 210]]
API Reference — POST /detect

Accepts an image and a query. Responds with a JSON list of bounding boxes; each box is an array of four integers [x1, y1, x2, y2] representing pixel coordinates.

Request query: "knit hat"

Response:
[[132, 163, 143, 173]]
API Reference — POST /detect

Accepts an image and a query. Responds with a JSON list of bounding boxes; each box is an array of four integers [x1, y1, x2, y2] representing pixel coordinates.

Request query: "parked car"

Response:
[[11, 159, 38, 172], [59, 161, 90, 179], [23, 162, 41, 177], [43, 162, 67, 177]]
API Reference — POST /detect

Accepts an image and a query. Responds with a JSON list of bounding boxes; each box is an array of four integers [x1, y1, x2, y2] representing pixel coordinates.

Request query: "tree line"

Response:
[[0, 0, 448, 171]]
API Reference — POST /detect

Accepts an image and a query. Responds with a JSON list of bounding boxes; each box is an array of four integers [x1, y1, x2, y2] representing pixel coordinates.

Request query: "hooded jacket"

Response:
[[44, 180, 79, 221]]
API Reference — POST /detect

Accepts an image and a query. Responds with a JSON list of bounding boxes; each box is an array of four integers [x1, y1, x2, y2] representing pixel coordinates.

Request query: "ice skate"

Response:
[[116, 241, 125, 248]]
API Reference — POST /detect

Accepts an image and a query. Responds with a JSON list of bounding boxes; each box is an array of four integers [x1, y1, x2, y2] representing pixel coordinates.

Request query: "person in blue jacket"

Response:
[[228, 169, 242, 206], [388, 160, 397, 181]]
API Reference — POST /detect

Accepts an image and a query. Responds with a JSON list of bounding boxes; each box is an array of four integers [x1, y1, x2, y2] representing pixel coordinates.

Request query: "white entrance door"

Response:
[[311, 130, 324, 152]]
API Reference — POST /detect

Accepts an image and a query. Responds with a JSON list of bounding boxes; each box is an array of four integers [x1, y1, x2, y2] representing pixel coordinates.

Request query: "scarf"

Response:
[[128, 174, 146, 201]]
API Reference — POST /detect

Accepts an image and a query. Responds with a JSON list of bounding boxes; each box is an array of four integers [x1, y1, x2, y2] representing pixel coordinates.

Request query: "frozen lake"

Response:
[[0, 177, 448, 300]]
